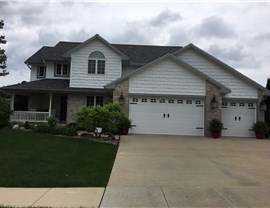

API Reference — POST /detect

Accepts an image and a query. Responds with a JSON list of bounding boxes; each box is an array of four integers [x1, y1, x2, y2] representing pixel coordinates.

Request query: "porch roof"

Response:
[[1, 79, 108, 94]]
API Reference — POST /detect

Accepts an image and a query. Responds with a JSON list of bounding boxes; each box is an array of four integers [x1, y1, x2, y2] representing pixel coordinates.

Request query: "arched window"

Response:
[[88, 51, 105, 74]]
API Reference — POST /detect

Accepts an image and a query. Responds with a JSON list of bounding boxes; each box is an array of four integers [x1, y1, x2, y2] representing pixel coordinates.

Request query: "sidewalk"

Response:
[[0, 188, 104, 208]]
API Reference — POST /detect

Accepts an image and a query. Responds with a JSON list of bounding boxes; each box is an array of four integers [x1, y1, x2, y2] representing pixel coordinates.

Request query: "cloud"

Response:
[[208, 44, 260, 69], [192, 16, 236, 39], [149, 9, 182, 27]]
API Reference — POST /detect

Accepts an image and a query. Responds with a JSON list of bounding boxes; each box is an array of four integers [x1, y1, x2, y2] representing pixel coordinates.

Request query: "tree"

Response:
[[0, 20, 8, 76], [265, 78, 270, 127]]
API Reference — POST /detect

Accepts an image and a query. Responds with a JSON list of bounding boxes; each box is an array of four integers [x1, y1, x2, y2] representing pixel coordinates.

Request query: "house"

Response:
[[2, 34, 269, 137]]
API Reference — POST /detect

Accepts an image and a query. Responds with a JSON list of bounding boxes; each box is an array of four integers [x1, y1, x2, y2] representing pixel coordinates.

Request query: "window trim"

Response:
[[37, 66, 46, 78], [54, 63, 70, 77]]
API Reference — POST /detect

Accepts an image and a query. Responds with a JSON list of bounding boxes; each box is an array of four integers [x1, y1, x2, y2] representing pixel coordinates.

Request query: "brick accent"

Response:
[[205, 81, 222, 137], [66, 94, 85, 123], [113, 78, 129, 115], [257, 89, 265, 122]]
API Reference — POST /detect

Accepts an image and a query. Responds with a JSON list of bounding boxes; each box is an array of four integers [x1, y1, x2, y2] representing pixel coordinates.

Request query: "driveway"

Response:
[[101, 135, 270, 207]]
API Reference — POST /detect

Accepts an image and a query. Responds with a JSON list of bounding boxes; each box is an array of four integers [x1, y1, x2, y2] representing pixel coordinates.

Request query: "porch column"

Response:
[[10, 92, 14, 111], [48, 92, 52, 117]]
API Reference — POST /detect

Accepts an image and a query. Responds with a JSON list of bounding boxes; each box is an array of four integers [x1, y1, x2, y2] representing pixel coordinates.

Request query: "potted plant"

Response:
[[252, 121, 268, 139], [118, 116, 132, 135], [208, 119, 223, 138]]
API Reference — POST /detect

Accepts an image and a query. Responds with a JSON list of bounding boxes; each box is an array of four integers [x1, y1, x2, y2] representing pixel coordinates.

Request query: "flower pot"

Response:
[[212, 132, 221, 138], [120, 128, 129, 135], [255, 132, 265, 139]]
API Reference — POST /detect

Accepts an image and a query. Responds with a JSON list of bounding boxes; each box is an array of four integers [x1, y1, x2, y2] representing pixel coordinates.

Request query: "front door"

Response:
[[60, 96, 67, 122]]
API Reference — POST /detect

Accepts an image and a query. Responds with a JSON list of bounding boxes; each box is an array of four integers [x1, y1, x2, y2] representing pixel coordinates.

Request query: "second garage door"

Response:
[[129, 97, 204, 136]]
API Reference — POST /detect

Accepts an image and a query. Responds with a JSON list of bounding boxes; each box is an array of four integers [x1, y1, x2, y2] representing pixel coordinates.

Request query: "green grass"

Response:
[[0, 129, 118, 187]]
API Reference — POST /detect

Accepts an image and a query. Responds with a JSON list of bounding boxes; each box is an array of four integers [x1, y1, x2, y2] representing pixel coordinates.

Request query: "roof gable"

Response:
[[173, 43, 269, 95], [63, 34, 129, 60], [105, 53, 231, 94]]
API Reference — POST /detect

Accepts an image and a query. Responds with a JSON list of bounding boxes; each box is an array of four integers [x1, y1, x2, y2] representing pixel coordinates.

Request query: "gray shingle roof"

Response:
[[1, 79, 108, 94], [25, 41, 182, 65]]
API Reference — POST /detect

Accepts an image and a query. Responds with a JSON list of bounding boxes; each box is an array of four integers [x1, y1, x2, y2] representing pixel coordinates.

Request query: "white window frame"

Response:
[[54, 63, 70, 77], [37, 66, 46, 78], [88, 51, 105, 75]]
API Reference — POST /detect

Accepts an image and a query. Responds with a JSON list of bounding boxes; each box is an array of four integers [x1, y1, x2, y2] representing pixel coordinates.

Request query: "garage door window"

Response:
[[248, 103, 254, 108], [177, 100, 183, 104], [168, 99, 174, 104], [222, 102, 227, 108], [142, 98, 147, 103], [150, 98, 156, 103], [231, 102, 236, 106], [132, 98, 138, 103], [195, 100, 201, 105], [239, 103, 245, 107], [186, 100, 192, 104], [159, 99, 165, 103]]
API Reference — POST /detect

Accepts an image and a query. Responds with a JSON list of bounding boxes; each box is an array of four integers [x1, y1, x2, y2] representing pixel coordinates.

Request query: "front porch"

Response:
[[10, 92, 68, 123]]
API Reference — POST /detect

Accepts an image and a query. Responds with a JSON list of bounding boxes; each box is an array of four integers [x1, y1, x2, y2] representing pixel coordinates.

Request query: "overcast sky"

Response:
[[0, 1, 269, 87]]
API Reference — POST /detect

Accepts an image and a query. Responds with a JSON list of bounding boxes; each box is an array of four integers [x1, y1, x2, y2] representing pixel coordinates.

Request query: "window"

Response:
[[132, 98, 138, 103], [86, 96, 104, 107], [37, 66, 46, 78], [222, 102, 227, 107], [141, 98, 147, 103], [195, 100, 201, 105], [88, 51, 105, 74], [159, 99, 165, 103], [239, 103, 245, 107], [231, 102, 236, 106], [55, 63, 69, 76], [177, 100, 183, 104], [168, 99, 174, 104], [248, 103, 254, 108], [150, 98, 156, 103], [186, 100, 192, 104]]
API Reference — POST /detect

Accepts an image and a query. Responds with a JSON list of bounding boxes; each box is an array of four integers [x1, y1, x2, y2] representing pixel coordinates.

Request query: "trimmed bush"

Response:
[[51, 126, 78, 136], [24, 121, 30, 129]]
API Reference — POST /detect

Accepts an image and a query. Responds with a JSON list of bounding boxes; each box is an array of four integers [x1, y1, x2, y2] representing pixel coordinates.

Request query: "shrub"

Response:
[[33, 123, 51, 133], [0, 98, 12, 127], [252, 121, 268, 134], [51, 126, 78, 136], [76, 103, 129, 134], [47, 116, 59, 129], [24, 121, 30, 129]]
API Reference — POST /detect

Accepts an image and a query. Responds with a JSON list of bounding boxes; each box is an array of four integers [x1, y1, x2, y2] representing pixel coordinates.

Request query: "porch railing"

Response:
[[11, 111, 50, 123]]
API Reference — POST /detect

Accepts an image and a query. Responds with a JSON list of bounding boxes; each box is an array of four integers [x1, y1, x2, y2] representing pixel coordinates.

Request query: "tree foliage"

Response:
[[0, 98, 12, 127], [0, 20, 8, 76], [265, 78, 270, 126]]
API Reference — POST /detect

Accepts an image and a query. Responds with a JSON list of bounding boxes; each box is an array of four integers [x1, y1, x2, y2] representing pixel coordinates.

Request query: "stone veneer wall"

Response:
[[257, 89, 265, 122], [66, 94, 85, 123], [113, 78, 129, 115], [205, 81, 222, 137]]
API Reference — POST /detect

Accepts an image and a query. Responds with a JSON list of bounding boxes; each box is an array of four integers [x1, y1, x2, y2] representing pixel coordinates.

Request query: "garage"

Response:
[[222, 101, 256, 137], [129, 97, 204, 136]]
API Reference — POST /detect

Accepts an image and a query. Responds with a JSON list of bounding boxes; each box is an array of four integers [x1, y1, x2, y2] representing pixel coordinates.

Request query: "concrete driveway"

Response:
[[101, 135, 270, 208]]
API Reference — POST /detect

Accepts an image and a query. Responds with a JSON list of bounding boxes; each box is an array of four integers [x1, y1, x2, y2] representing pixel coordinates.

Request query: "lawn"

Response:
[[0, 129, 118, 187]]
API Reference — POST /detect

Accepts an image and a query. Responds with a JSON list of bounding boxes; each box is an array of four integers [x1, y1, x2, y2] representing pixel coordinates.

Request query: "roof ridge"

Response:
[[112, 43, 181, 48]]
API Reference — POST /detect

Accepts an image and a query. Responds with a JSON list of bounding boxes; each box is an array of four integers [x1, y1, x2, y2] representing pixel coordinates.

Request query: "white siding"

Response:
[[70, 39, 122, 88], [129, 59, 205, 96], [176, 49, 258, 99], [30, 63, 70, 81]]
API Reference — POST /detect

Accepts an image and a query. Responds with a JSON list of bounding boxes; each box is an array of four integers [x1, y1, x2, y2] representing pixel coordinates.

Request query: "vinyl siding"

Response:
[[176, 49, 258, 99], [129, 59, 205, 96], [70, 39, 122, 88], [30, 63, 70, 81]]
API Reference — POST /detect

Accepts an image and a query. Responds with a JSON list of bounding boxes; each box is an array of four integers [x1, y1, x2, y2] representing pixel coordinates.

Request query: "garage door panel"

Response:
[[129, 98, 204, 136], [222, 101, 256, 137]]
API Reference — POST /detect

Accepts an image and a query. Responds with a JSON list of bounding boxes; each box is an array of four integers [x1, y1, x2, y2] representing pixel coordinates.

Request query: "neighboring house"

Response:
[[2, 34, 269, 137]]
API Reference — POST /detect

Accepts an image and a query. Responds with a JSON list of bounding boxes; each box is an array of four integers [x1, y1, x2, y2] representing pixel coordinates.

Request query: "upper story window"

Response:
[[55, 63, 70, 77], [88, 51, 105, 75], [37, 66, 46, 78]]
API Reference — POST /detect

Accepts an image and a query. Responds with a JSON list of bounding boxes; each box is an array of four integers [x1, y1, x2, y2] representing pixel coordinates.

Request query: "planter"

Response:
[[120, 128, 129, 135], [255, 132, 265, 139], [212, 132, 221, 139]]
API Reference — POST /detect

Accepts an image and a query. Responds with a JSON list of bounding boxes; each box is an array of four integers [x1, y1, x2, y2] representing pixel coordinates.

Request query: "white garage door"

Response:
[[222, 101, 256, 137], [129, 97, 204, 136]]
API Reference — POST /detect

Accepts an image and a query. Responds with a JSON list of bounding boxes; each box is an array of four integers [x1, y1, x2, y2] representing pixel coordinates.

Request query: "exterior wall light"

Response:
[[211, 95, 218, 109], [119, 92, 125, 106]]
